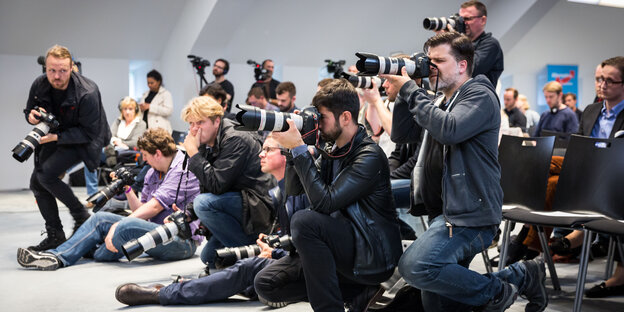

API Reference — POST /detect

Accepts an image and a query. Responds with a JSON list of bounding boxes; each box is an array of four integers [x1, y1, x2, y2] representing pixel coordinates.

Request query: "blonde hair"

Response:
[[119, 96, 138, 113], [518, 94, 530, 111], [543, 81, 562, 94], [45, 45, 72, 65], [181, 96, 224, 122]]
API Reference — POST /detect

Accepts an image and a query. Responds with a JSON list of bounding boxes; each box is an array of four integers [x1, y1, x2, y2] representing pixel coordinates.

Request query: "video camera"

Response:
[[214, 234, 293, 268], [325, 59, 346, 78], [12, 106, 60, 162], [355, 52, 432, 79], [86, 166, 136, 209], [234, 104, 319, 145], [187, 55, 210, 73], [423, 13, 466, 34], [247, 60, 269, 81]]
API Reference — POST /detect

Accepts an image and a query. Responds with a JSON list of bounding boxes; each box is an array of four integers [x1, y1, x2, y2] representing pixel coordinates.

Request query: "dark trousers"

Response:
[[30, 145, 89, 232], [159, 257, 274, 305]]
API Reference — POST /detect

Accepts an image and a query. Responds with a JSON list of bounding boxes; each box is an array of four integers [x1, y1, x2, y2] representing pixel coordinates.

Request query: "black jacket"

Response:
[[472, 32, 504, 87], [286, 126, 402, 276], [578, 101, 624, 137], [388, 142, 420, 180], [187, 118, 275, 234], [25, 72, 110, 170]]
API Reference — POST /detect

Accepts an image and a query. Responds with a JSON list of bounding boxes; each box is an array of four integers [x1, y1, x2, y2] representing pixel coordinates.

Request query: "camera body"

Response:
[[355, 52, 431, 79], [214, 234, 293, 268], [235, 104, 320, 145], [423, 13, 466, 34], [247, 60, 269, 81], [325, 59, 346, 79], [12, 106, 60, 162], [86, 166, 136, 209]]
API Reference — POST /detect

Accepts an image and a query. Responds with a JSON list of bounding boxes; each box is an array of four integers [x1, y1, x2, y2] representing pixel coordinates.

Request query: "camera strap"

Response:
[[173, 153, 190, 213]]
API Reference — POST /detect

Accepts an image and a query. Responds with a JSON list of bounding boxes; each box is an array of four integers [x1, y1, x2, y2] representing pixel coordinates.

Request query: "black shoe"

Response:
[[521, 257, 548, 312], [70, 216, 90, 238], [28, 230, 66, 251], [585, 282, 624, 298], [549, 237, 572, 255], [17, 248, 62, 270], [258, 295, 292, 309], [506, 236, 529, 265], [115, 283, 162, 306], [482, 282, 518, 312], [591, 241, 609, 258], [346, 285, 385, 312]]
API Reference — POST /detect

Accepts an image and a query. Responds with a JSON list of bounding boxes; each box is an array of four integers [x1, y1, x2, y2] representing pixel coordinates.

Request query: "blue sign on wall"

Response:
[[536, 64, 579, 113]]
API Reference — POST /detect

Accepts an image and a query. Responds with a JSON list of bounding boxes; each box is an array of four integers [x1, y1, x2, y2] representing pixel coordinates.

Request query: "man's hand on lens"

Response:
[[183, 128, 201, 157], [257, 233, 274, 259], [381, 67, 412, 95], [272, 119, 305, 149], [360, 80, 382, 105], [28, 108, 42, 125]]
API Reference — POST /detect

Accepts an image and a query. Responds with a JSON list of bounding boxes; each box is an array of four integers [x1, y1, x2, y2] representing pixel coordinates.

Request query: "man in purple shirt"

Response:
[[17, 128, 201, 270]]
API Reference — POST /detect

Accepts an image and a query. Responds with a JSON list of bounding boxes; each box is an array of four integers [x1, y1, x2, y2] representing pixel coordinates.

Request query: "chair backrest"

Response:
[[499, 135, 554, 211], [541, 129, 571, 155], [171, 130, 188, 145], [552, 135, 624, 219]]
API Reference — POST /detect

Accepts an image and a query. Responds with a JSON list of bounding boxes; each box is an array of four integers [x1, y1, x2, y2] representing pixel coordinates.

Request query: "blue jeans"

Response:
[[398, 215, 527, 310], [49, 212, 196, 266], [84, 167, 98, 196], [193, 192, 257, 265], [159, 257, 274, 305]]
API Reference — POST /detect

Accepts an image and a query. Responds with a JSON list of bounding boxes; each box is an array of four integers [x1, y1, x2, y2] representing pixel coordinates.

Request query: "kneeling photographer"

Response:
[[254, 79, 402, 312], [17, 128, 201, 271], [115, 134, 309, 307]]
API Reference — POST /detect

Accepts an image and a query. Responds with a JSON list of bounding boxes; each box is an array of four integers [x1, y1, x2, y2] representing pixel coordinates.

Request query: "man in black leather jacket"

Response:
[[23, 45, 110, 251], [255, 79, 402, 312]]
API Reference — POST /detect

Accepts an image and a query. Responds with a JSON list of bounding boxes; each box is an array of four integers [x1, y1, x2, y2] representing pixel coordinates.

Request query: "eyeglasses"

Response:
[[214, 64, 225, 70], [261, 146, 283, 154], [595, 77, 624, 86], [462, 15, 483, 21]]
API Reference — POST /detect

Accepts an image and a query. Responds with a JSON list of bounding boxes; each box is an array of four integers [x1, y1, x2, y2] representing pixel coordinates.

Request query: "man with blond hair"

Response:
[[180, 96, 275, 269], [533, 81, 579, 136], [23, 45, 110, 251]]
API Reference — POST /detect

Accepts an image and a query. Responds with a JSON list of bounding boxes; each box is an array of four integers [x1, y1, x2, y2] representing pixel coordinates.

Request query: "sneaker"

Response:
[[17, 248, 62, 271], [521, 258, 548, 312], [258, 295, 291, 308], [482, 282, 518, 312], [549, 237, 572, 255], [585, 282, 624, 298], [346, 285, 385, 312], [28, 230, 66, 251]]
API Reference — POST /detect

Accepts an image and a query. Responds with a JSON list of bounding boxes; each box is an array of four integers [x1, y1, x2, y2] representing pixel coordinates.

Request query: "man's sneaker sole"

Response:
[[522, 258, 548, 312], [258, 295, 291, 308], [17, 248, 60, 271]]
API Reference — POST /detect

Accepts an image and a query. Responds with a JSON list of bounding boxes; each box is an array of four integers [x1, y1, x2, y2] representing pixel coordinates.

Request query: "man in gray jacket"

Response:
[[385, 32, 546, 312]]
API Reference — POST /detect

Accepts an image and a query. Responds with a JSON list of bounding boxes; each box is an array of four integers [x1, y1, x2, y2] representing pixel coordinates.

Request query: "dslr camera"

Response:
[[235, 104, 320, 145], [12, 106, 60, 162], [86, 166, 136, 209], [341, 72, 385, 90], [423, 13, 466, 33], [325, 59, 346, 78], [247, 60, 269, 81], [355, 52, 431, 79], [214, 234, 293, 268]]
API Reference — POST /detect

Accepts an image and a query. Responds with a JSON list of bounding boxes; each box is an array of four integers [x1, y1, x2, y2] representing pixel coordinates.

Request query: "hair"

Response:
[[215, 58, 229, 73], [461, 1, 487, 17], [276, 81, 296, 97], [543, 81, 562, 94], [262, 59, 273, 67], [505, 87, 518, 100], [199, 83, 228, 106], [564, 93, 577, 101], [248, 87, 266, 99], [312, 79, 359, 124], [601, 56, 624, 81], [264, 133, 283, 148], [181, 96, 224, 122], [317, 78, 334, 88], [518, 94, 530, 111], [137, 128, 177, 157], [119, 96, 138, 113], [45, 45, 73, 65], [424, 32, 475, 77], [147, 69, 162, 83]]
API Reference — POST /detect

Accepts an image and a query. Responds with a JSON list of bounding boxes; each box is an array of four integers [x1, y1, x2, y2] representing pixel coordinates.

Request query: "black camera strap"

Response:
[[173, 152, 190, 213]]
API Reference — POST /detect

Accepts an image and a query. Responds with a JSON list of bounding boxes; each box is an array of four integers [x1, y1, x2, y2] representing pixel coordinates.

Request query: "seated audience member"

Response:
[[533, 81, 579, 136], [199, 83, 235, 120], [115, 134, 308, 306], [563, 92, 582, 122], [139, 69, 173, 133], [275, 81, 299, 113], [254, 79, 402, 311], [180, 96, 275, 268], [17, 128, 201, 270], [503, 87, 527, 131], [517, 94, 540, 130], [247, 87, 279, 111], [593, 63, 605, 103]]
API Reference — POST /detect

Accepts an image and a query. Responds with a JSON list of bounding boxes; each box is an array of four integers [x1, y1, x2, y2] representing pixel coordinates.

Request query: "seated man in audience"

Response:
[[247, 87, 279, 111], [503, 87, 527, 131], [17, 128, 201, 270], [254, 79, 402, 311], [533, 81, 579, 136], [275, 81, 299, 113], [180, 96, 275, 268], [563, 92, 582, 122], [114, 134, 308, 306]]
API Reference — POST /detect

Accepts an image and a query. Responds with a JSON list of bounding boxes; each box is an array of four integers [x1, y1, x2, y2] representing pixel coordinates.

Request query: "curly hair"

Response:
[[137, 128, 177, 157]]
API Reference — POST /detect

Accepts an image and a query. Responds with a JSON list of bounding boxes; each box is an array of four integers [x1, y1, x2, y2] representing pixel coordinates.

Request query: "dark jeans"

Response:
[[254, 254, 307, 303], [30, 145, 89, 232], [159, 257, 274, 305]]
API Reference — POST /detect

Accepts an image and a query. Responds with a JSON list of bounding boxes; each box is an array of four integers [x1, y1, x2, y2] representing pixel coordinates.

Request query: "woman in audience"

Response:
[[517, 94, 540, 130], [139, 69, 173, 133]]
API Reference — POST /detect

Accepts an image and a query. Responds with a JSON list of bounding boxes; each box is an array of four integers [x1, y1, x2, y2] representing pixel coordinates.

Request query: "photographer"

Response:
[[180, 96, 275, 268], [386, 32, 546, 311], [250, 59, 281, 105], [115, 134, 308, 306], [24, 45, 110, 251], [254, 79, 402, 311], [17, 128, 201, 270]]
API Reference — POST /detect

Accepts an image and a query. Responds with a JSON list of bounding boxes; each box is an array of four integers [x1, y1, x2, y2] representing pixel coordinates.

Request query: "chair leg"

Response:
[[482, 249, 493, 274], [573, 229, 593, 312], [606, 236, 616, 280], [498, 220, 513, 271], [536, 225, 561, 291], [617, 237, 624, 266]]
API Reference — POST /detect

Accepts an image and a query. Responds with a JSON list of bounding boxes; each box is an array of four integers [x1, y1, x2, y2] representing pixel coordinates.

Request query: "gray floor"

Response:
[[2, 187, 623, 311]]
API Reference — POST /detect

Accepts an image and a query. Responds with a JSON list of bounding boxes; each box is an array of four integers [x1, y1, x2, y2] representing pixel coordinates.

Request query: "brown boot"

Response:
[[115, 283, 163, 306]]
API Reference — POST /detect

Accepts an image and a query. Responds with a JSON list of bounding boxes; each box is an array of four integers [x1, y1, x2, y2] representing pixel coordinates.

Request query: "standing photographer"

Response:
[[23, 45, 110, 251], [17, 128, 201, 270]]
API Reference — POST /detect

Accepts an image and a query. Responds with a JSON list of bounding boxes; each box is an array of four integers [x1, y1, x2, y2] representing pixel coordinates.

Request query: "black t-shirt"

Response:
[[504, 107, 527, 130], [421, 101, 448, 221], [251, 79, 280, 100], [49, 86, 68, 118], [217, 79, 235, 105], [143, 90, 157, 127]]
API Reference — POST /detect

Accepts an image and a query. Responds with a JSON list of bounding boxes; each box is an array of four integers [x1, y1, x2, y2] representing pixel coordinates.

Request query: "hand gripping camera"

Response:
[[355, 52, 431, 79], [12, 107, 60, 162], [86, 167, 136, 209], [235, 104, 320, 145], [214, 234, 293, 268]]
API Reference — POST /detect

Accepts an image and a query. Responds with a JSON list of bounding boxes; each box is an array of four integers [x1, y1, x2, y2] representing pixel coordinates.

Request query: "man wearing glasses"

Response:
[[210, 58, 234, 105], [23, 45, 110, 252]]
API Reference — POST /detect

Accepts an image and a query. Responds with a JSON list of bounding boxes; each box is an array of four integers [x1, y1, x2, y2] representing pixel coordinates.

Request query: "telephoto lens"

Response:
[[12, 108, 59, 162], [342, 72, 385, 89], [355, 52, 431, 79], [235, 104, 319, 145], [214, 235, 292, 268], [423, 14, 465, 33], [86, 167, 136, 209]]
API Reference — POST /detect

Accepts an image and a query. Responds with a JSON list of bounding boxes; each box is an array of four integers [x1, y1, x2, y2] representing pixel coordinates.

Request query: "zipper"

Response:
[[445, 218, 453, 238]]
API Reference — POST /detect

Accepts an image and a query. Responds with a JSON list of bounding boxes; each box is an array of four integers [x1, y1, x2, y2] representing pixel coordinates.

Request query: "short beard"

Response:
[[320, 124, 342, 143]]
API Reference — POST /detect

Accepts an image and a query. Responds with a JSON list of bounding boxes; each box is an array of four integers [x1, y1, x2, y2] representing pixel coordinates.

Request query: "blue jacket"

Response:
[[392, 75, 503, 227]]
